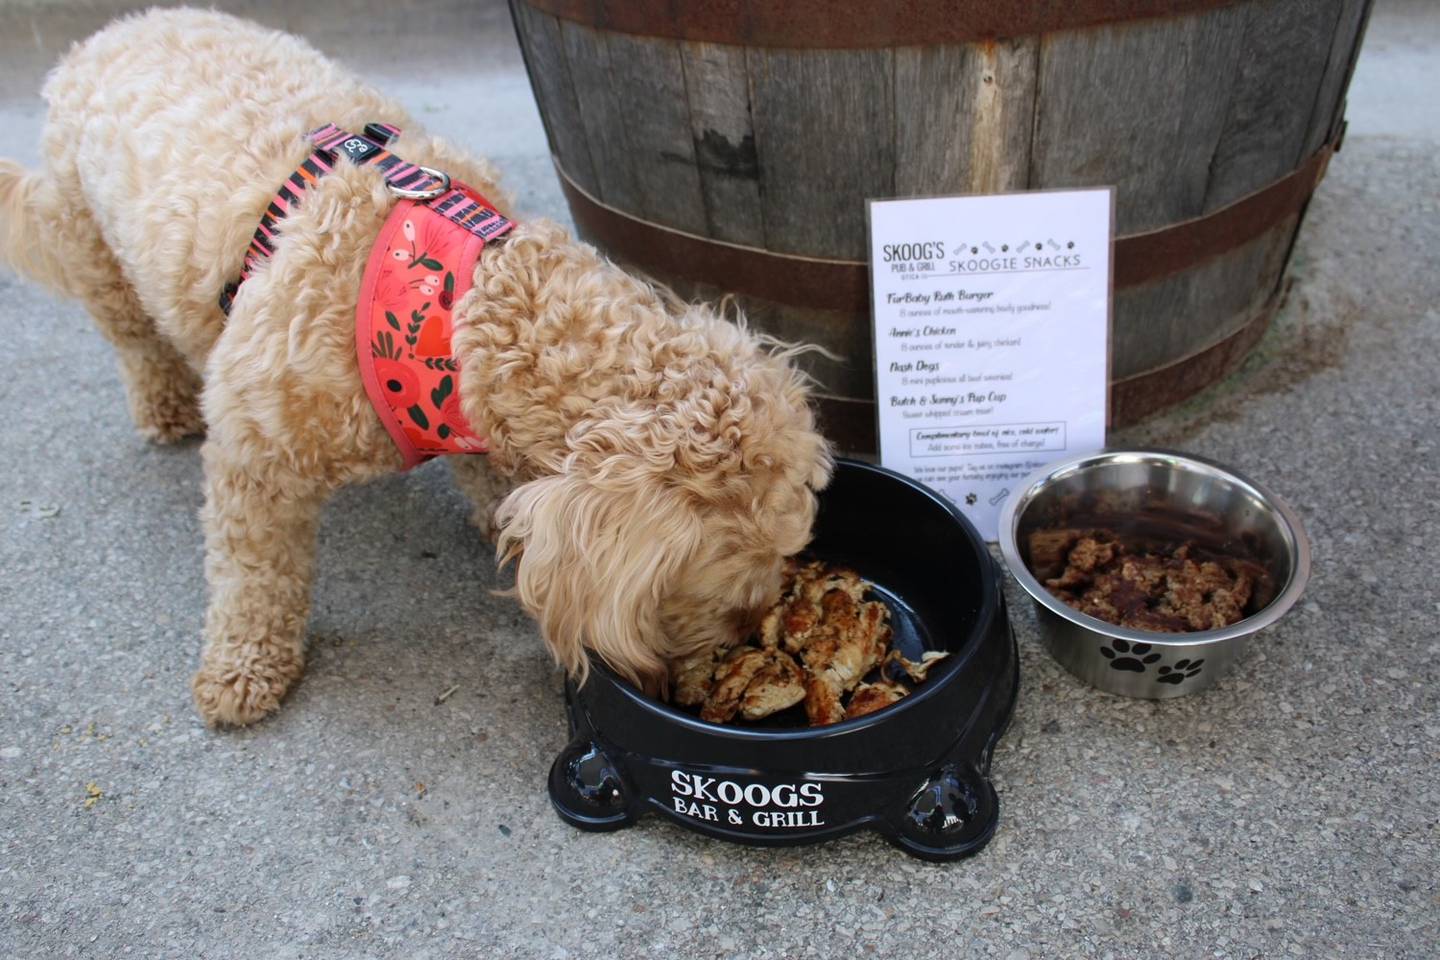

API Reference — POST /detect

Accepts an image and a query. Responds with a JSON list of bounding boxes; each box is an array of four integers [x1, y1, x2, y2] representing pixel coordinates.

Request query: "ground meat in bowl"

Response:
[[1030, 528, 1269, 632]]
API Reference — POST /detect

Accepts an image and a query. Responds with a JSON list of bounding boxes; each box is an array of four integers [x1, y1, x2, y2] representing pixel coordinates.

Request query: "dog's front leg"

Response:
[[191, 443, 327, 726], [449, 456, 516, 545]]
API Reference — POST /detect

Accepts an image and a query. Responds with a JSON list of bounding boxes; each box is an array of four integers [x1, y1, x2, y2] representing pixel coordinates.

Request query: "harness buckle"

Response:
[[389, 166, 451, 201]]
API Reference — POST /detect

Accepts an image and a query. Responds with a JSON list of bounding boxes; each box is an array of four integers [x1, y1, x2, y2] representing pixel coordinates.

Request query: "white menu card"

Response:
[[868, 189, 1113, 541]]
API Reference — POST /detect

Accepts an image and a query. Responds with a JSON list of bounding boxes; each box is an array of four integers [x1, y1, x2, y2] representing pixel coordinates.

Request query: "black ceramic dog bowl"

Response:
[[547, 459, 1018, 861]]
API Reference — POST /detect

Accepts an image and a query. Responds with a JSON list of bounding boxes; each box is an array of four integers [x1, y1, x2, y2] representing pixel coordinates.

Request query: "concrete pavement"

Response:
[[1, 2, 1436, 957]]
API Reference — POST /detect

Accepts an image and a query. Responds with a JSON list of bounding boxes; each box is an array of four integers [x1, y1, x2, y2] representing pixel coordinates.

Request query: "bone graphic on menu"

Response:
[[981, 241, 996, 253], [988, 488, 1010, 507]]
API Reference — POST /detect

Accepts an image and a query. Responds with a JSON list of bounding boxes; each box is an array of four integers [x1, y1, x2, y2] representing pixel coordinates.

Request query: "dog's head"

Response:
[[493, 306, 832, 693]]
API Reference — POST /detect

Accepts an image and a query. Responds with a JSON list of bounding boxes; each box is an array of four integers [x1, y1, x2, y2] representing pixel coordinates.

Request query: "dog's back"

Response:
[[0, 7, 412, 367]]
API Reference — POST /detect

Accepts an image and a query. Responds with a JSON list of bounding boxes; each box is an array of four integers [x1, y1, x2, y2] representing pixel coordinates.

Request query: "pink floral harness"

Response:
[[221, 122, 514, 468]]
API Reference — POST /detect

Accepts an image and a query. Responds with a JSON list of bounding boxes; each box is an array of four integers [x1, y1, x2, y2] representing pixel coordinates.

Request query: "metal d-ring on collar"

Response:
[[388, 165, 451, 201]]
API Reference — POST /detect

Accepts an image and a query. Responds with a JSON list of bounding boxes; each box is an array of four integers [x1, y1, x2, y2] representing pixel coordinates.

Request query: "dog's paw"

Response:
[[191, 658, 300, 727], [468, 499, 504, 545], [126, 362, 206, 444], [134, 390, 206, 444]]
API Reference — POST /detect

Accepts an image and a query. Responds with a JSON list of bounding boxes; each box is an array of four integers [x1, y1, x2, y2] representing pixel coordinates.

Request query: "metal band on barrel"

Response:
[[555, 138, 1336, 441], [554, 140, 1336, 313], [520, 0, 1253, 48]]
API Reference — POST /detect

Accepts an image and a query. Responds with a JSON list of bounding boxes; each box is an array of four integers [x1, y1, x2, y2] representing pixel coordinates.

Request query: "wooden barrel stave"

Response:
[[680, 42, 765, 245], [558, 23, 644, 214], [511, 0, 597, 194], [748, 48, 896, 259], [601, 30, 708, 234], [1201, 0, 1346, 211], [510, 0, 1371, 443], [894, 39, 1038, 198], [1114, 215, 1297, 378], [1031, 11, 1248, 234], [1303, 0, 1371, 159]]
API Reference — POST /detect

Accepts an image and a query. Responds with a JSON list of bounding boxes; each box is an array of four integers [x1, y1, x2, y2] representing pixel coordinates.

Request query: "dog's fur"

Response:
[[0, 8, 831, 726]]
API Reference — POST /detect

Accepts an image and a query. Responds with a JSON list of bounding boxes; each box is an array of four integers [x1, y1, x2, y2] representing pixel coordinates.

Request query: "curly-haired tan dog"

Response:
[[0, 8, 832, 726]]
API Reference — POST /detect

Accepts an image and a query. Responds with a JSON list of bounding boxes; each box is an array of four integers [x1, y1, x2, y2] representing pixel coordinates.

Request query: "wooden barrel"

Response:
[[509, 0, 1372, 451]]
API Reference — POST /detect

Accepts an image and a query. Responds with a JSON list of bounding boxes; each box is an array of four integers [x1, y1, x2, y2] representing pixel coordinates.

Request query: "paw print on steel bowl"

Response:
[[1099, 639, 1160, 673], [1157, 659, 1204, 685]]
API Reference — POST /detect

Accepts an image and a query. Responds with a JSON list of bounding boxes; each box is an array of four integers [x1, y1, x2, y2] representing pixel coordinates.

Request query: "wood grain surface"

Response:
[[510, 0, 1371, 438]]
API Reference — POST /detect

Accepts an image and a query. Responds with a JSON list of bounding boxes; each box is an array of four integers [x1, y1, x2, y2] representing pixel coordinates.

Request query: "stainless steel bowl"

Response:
[[998, 450, 1310, 698]]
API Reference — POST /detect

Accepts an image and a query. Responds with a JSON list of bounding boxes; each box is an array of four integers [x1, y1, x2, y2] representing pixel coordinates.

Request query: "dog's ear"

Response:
[[494, 472, 703, 688]]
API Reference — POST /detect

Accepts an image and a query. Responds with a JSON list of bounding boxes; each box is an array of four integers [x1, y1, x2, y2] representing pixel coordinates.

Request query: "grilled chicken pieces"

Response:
[[845, 681, 910, 719], [884, 649, 951, 683], [786, 572, 892, 726], [670, 561, 950, 726], [695, 647, 808, 723]]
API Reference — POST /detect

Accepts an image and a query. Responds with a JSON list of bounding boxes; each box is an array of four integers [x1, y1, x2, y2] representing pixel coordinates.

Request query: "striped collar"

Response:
[[219, 122, 512, 314]]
